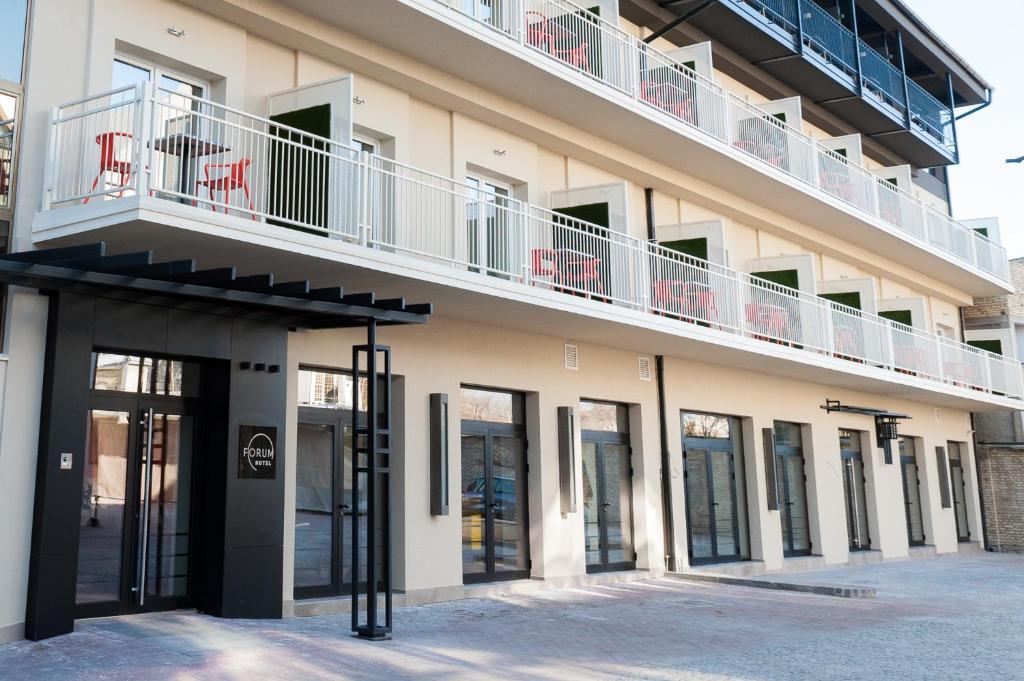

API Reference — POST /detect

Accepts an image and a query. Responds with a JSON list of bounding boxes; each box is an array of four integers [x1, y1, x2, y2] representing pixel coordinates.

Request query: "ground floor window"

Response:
[[682, 412, 750, 564], [461, 387, 529, 584], [580, 401, 635, 573]]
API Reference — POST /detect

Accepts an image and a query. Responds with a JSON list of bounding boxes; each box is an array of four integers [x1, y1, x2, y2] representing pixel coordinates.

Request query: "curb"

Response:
[[669, 572, 877, 599]]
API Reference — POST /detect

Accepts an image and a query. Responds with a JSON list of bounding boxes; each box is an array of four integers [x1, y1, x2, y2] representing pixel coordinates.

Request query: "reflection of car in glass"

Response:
[[462, 475, 518, 517]]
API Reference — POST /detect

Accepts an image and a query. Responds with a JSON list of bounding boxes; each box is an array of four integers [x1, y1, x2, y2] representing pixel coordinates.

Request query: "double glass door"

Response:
[[899, 438, 926, 546], [582, 434, 634, 572], [948, 443, 971, 542], [293, 368, 385, 600], [461, 388, 529, 583], [77, 400, 195, 617], [774, 422, 811, 557], [839, 430, 871, 551], [682, 413, 749, 565]]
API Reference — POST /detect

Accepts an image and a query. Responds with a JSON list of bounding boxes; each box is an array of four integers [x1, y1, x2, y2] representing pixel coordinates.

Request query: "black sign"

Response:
[[238, 425, 277, 479]]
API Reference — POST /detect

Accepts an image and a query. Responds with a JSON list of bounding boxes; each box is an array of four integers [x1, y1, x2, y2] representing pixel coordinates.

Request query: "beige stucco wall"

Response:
[[282, 315, 983, 602], [0, 290, 48, 643]]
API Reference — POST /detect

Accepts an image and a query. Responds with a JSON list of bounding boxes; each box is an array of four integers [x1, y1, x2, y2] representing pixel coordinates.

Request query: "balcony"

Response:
[[644, 0, 958, 168], [32, 85, 1024, 408], [394, 0, 1005, 289]]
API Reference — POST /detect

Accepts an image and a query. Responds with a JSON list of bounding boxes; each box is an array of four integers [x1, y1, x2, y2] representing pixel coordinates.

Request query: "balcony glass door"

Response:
[[948, 442, 971, 542], [466, 175, 514, 278], [461, 388, 529, 583], [774, 422, 811, 557], [682, 412, 749, 564], [899, 437, 926, 547], [840, 429, 871, 551], [581, 402, 634, 573]]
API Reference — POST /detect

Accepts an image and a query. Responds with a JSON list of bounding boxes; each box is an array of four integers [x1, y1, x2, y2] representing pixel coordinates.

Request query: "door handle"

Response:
[[339, 504, 351, 511], [601, 502, 612, 507], [488, 502, 500, 509], [137, 407, 155, 607]]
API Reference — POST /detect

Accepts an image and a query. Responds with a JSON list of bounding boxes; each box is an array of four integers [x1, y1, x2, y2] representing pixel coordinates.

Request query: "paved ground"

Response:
[[2, 553, 1023, 680]]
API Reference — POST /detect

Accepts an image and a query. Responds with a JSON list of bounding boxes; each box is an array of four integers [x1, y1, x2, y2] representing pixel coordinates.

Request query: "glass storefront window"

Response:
[[91, 353, 196, 396], [579, 401, 628, 432], [774, 421, 802, 447], [683, 412, 731, 439], [0, 0, 27, 85], [460, 387, 522, 424]]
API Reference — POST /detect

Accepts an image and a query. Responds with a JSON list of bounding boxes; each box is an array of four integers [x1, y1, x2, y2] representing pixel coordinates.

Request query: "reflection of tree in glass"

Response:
[[684, 414, 730, 439], [460, 389, 514, 422]]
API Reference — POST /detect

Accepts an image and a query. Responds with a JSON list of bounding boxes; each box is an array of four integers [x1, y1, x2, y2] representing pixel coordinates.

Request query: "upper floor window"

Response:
[[112, 57, 207, 99], [0, 0, 28, 85], [0, 91, 15, 214]]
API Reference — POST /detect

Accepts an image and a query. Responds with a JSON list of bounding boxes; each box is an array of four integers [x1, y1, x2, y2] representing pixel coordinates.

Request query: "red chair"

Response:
[[195, 158, 255, 220], [560, 254, 603, 296], [745, 302, 789, 343], [652, 279, 684, 316], [682, 284, 718, 322], [83, 132, 134, 203], [524, 10, 589, 70], [733, 140, 784, 168], [640, 81, 696, 124], [532, 248, 560, 281]]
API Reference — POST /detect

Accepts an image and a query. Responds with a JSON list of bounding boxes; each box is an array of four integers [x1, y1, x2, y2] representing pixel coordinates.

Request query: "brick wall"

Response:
[[964, 258, 1024, 323], [977, 446, 1024, 552]]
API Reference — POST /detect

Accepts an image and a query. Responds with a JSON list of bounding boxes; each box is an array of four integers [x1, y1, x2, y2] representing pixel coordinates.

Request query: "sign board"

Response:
[[238, 425, 277, 479]]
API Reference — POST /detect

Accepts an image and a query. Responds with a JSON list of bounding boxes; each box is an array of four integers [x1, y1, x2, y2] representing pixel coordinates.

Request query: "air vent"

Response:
[[638, 357, 652, 381], [564, 344, 579, 371]]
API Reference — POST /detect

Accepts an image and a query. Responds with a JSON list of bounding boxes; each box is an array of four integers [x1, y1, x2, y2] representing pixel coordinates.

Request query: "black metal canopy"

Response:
[[821, 399, 910, 420], [0, 243, 432, 329]]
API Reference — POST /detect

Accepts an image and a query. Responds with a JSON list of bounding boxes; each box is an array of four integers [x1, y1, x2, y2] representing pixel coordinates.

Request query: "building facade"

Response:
[[0, 0, 1017, 643]]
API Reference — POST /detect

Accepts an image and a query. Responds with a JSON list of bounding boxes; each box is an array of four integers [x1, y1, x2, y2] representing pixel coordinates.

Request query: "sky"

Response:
[[901, 0, 1024, 258]]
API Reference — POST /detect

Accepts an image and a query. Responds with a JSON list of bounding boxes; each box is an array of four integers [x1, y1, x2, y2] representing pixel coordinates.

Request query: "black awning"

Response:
[[0, 243, 431, 329]]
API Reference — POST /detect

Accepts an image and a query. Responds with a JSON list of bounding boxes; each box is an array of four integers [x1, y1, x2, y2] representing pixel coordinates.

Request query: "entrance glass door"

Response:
[[774, 422, 811, 557], [839, 430, 871, 551], [682, 413, 749, 564], [460, 388, 529, 583], [899, 437, 926, 546], [581, 402, 634, 573], [77, 353, 199, 617], [77, 402, 195, 617], [948, 442, 971, 542]]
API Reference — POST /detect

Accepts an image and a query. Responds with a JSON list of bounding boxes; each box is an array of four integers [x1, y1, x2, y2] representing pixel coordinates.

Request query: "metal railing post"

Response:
[[135, 81, 154, 198], [40, 106, 59, 211], [359, 150, 371, 247]]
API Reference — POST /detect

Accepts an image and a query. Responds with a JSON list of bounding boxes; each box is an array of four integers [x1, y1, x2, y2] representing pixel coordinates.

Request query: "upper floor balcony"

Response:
[[623, 0, 964, 168], [31, 84, 1024, 410], [340, 0, 1008, 293]]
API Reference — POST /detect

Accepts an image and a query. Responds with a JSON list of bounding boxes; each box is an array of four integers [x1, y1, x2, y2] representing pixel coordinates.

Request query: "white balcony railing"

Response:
[[41, 84, 1024, 401], [433, 0, 1007, 282]]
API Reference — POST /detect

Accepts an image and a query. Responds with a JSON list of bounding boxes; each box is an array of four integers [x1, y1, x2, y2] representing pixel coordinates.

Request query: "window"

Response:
[[0, 0, 28, 85], [90, 353, 199, 397], [459, 386, 522, 424], [297, 367, 382, 413], [661, 237, 708, 261], [112, 57, 207, 99], [579, 401, 628, 432], [968, 339, 1003, 355], [820, 291, 862, 310], [752, 269, 799, 291], [880, 309, 913, 327], [0, 92, 15, 213]]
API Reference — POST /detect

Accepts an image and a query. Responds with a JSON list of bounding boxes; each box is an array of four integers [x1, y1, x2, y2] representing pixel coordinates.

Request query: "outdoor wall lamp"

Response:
[[167, 27, 186, 37], [429, 393, 449, 516]]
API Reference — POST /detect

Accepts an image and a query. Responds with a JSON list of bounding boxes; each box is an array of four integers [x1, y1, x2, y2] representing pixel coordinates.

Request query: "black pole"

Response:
[[848, 0, 862, 95], [895, 31, 911, 128], [655, 355, 676, 572], [644, 0, 717, 44], [946, 72, 960, 163], [644, 187, 656, 242]]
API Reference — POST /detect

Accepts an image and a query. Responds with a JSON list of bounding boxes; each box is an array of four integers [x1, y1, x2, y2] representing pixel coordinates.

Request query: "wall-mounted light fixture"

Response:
[[429, 393, 449, 516], [558, 406, 577, 513], [493, 149, 507, 156], [167, 27, 186, 37], [353, 96, 366, 105]]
